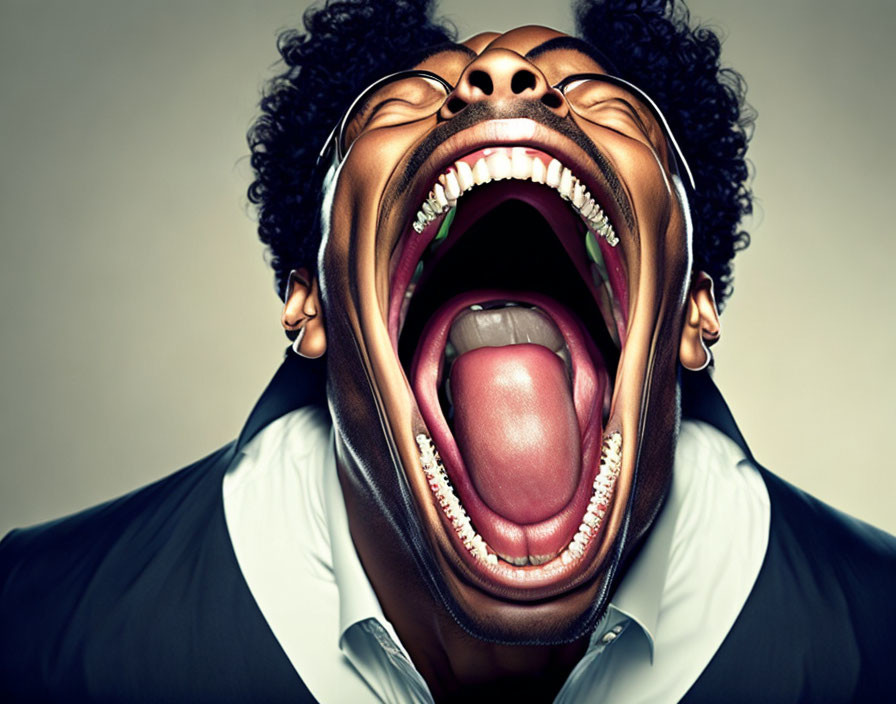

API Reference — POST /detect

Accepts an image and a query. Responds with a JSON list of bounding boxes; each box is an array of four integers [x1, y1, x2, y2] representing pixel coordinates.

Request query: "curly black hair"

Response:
[[247, 0, 456, 301], [248, 0, 753, 306]]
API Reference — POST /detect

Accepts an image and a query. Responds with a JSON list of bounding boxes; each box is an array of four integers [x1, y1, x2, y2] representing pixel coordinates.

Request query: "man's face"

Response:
[[319, 26, 693, 641]]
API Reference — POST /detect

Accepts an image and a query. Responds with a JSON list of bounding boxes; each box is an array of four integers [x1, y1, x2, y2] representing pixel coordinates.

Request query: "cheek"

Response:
[[603, 135, 681, 308], [325, 122, 433, 277], [351, 127, 415, 169], [612, 141, 674, 216], [628, 357, 678, 546], [324, 312, 392, 478], [578, 121, 672, 194], [625, 296, 686, 546], [663, 204, 692, 308], [322, 171, 384, 313], [346, 119, 436, 188]]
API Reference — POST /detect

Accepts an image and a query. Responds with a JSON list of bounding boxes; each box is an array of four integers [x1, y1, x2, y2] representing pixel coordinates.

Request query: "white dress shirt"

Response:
[[224, 407, 769, 703]]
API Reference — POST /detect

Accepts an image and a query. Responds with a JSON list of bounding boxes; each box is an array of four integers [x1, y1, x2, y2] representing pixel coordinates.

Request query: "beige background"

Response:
[[1, 0, 894, 536]]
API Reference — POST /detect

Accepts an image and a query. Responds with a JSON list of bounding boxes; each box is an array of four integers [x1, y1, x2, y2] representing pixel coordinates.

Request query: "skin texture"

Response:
[[284, 26, 721, 699]]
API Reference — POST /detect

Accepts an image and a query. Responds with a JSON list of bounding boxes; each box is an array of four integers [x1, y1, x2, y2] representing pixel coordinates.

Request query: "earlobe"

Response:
[[281, 268, 327, 358], [679, 272, 721, 372]]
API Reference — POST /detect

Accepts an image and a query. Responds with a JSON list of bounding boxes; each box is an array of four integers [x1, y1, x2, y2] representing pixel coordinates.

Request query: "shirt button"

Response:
[[600, 631, 617, 644]]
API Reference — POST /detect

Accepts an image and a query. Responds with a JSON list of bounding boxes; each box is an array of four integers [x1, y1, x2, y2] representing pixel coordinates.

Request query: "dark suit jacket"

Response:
[[1, 356, 894, 702]]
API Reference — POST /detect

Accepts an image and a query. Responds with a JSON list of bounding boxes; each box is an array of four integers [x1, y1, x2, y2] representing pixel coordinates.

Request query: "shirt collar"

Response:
[[236, 351, 326, 454], [598, 451, 679, 661], [680, 367, 754, 462], [320, 427, 412, 658]]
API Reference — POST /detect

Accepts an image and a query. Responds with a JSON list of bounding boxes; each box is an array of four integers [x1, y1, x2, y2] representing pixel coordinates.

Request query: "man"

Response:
[[2, 0, 894, 701]]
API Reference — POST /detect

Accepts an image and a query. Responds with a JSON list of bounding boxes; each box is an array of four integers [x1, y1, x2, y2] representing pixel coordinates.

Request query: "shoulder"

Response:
[[0, 442, 306, 700], [0, 357, 329, 700], [761, 467, 896, 670], [0, 442, 236, 598], [684, 465, 896, 702], [760, 466, 896, 591]]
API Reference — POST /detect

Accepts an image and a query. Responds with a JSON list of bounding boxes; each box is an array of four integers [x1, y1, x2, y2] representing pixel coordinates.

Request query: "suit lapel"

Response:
[[236, 352, 327, 454], [680, 368, 754, 463]]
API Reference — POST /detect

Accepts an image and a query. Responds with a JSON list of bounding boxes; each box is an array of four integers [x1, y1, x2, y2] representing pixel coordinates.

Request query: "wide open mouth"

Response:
[[387, 146, 631, 597]]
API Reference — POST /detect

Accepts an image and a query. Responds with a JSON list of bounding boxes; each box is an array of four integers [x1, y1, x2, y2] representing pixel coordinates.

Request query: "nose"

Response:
[[440, 49, 568, 119]]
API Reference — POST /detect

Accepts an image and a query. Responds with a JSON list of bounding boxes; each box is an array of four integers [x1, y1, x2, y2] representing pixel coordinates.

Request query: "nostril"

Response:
[[511, 70, 537, 94], [446, 96, 467, 114], [541, 92, 563, 109], [468, 70, 493, 95]]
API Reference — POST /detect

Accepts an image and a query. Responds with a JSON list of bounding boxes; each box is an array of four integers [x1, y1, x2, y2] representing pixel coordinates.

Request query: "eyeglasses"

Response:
[[317, 69, 695, 191], [316, 69, 452, 169], [554, 73, 695, 191]]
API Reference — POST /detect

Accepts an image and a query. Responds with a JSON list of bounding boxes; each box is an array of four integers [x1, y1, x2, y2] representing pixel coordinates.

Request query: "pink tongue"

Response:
[[450, 344, 581, 524]]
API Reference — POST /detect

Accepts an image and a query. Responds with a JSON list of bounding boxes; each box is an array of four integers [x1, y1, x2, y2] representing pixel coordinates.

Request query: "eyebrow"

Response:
[[411, 42, 477, 66], [524, 36, 622, 77]]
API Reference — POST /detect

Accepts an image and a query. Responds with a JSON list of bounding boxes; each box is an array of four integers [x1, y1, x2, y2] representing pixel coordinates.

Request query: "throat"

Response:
[[397, 613, 589, 704]]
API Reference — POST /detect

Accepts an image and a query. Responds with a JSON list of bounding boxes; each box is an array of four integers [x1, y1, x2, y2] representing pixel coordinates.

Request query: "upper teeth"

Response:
[[447, 304, 571, 372], [412, 147, 619, 246]]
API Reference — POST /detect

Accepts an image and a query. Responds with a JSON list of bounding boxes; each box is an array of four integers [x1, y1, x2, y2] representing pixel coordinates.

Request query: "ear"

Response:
[[281, 268, 326, 359], [679, 271, 721, 372]]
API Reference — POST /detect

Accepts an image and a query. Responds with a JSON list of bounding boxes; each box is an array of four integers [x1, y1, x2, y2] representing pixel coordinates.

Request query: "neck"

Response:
[[389, 602, 588, 702]]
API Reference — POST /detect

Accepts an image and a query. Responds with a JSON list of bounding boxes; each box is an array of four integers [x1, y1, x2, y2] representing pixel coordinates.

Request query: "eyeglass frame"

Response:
[[315, 68, 695, 192]]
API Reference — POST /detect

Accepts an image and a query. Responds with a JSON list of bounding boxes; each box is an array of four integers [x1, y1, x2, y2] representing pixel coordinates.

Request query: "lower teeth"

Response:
[[417, 434, 497, 566], [416, 431, 623, 567]]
